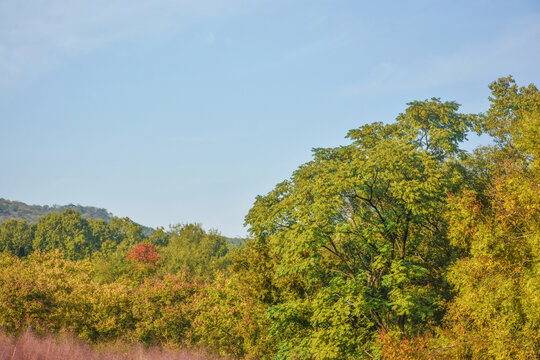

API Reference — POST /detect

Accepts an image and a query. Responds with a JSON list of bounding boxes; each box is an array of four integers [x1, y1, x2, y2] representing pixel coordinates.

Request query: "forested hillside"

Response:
[[0, 198, 113, 223], [0, 77, 538, 359]]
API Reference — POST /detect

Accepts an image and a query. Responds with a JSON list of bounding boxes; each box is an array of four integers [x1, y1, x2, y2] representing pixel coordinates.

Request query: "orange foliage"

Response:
[[377, 331, 450, 360]]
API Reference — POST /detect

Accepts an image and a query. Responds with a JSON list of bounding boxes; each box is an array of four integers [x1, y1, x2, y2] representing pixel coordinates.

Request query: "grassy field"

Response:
[[0, 331, 227, 360]]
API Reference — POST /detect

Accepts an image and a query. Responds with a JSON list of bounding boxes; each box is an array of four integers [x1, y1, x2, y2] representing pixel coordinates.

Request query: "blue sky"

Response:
[[1, 0, 539, 237]]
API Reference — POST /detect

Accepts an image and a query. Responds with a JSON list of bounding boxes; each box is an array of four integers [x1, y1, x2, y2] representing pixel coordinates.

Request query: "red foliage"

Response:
[[127, 243, 160, 269]]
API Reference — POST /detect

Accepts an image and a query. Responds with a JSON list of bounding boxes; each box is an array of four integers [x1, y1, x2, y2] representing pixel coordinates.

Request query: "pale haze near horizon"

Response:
[[1, 0, 539, 237]]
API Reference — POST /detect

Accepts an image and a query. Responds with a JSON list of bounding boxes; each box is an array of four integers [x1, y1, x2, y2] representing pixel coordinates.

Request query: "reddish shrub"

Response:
[[127, 242, 160, 269]]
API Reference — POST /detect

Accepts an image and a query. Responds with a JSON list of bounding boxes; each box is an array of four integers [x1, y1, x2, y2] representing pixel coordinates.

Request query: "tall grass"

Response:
[[0, 330, 227, 360]]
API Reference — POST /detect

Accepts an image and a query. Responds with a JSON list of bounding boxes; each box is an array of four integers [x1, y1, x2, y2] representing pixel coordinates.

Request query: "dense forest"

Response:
[[0, 77, 538, 359]]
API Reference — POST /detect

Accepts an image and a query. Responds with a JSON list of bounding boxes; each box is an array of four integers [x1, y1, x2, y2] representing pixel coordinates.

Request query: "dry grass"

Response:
[[0, 331, 227, 360]]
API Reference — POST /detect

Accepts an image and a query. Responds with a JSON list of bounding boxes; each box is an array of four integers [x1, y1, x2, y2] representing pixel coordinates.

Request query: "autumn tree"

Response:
[[443, 77, 539, 359], [126, 242, 160, 269]]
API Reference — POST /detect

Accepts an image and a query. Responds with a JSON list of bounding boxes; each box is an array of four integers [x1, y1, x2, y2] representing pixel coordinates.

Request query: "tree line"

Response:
[[0, 76, 538, 359], [0, 199, 113, 224]]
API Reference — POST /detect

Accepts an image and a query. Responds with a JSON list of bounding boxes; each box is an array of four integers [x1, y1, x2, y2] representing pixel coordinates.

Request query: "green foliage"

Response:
[[184, 237, 278, 358], [33, 210, 99, 260], [0, 219, 33, 257], [191, 271, 274, 359], [160, 223, 230, 278], [87, 218, 119, 254], [482, 76, 540, 156], [149, 226, 171, 247], [0, 209, 155, 262], [109, 217, 147, 249], [131, 271, 202, 346]]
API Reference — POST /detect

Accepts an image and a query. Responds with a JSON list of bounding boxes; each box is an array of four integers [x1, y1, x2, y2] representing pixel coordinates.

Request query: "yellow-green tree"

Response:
[[131, 271, 202, 346], [160, 223, 229, 278], [443, 77, 539, 359], [190, 241, 278, 359], [0, 251, 136, 341]]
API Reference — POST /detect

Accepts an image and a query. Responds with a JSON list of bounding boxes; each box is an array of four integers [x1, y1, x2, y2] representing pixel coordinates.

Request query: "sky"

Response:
[[1, 0, 539, 237]]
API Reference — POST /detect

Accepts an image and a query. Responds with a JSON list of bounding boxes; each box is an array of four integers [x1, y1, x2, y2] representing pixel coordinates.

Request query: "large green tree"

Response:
[[245, 99, 476, 359]]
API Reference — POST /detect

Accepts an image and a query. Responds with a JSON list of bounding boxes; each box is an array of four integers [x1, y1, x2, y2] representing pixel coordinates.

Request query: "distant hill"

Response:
[[0, 198, 154, 234], [0, 198, 113, 223]]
